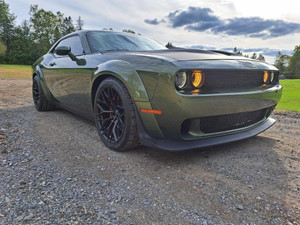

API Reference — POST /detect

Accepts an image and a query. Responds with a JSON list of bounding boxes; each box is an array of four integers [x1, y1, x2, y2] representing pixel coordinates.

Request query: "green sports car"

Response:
[[32, 30, 282, 151]]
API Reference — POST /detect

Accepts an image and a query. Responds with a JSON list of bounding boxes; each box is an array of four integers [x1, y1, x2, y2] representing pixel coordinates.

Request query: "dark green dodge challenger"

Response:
[[32, 30, 282, 151]]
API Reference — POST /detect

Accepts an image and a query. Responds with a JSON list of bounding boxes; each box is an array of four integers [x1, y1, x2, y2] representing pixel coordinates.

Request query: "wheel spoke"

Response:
[[118, 116, 124, 127], [96, 84, 126, 143], [112, 120, 118, 141], [116, 122, 124, 132], [100, 118, 115, 134], [98, 116, 114, 122], [97, 98, 110, 107], [96, 103, 113, 114]]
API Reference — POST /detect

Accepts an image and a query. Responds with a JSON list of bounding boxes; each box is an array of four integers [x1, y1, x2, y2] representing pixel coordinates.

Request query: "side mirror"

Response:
[[53, 45, 86, 66], [54, 46, 71, 55]]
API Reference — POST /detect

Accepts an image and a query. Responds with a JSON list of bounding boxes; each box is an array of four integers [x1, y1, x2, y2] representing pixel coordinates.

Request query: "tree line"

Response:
[[233, 47, 266, 62], [0, 0, 143, 65], [232, 47, 300, 78], [274, 47, 300, 78], [0, 0, 81, 64]]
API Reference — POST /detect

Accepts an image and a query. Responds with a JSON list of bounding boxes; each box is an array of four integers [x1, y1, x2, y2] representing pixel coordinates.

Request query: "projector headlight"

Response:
[[270, 72, 274, 83], [175, 71, 187, 89]]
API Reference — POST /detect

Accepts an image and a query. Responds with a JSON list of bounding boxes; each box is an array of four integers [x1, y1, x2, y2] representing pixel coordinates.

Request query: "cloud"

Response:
[[145, 7, 300, 39], [144, 18, 166, 25], [212, 17, 300, 38], [167, 7, 220, 28], [144, 18, 160, 25]]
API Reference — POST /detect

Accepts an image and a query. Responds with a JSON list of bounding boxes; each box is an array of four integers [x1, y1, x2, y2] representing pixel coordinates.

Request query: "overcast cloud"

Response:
[[146, 6, 300, 39], [5, 0, 300, 63]]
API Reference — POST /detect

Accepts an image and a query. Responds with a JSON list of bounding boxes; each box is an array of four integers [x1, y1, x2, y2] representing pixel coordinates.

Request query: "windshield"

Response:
[[86, 31, 167, 53]]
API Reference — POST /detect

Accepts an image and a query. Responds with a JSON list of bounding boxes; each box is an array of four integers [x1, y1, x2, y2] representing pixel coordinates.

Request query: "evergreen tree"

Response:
[[5, 20, 38, 64], [0, 0, 16, 62], [257, 54, 265, 62], [233, 47, 237, 54], [122, 29, 135, 34], [62, 16, 75, 35], [166, 42, 174, 48], [251, 53, 257, 59], [76, 16, 84, 30]]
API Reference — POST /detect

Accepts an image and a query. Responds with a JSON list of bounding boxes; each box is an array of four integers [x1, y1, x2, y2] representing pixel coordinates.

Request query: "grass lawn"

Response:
[[0, 64, 32, 79], [277, 79, 300, 113], [0, 64, 299, 112]]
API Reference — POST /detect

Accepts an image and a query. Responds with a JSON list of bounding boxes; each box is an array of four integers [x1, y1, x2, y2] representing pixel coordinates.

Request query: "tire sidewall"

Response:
[[33, 76, 43, 111], [94, 78, 134, 151]]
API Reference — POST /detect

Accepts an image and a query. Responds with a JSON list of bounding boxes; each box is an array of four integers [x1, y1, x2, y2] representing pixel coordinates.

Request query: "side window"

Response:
[[54, 35, 84, 56]]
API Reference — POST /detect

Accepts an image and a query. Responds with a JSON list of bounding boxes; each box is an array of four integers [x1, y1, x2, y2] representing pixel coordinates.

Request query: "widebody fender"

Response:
[[93, 60, 149, 102]]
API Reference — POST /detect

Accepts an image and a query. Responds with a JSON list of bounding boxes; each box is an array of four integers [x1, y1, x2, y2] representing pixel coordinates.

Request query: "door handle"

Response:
[[50, 62, 56, 66]]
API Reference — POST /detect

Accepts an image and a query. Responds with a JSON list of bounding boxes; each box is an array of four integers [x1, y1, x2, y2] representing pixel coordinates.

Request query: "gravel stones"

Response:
[[0, 79, 299, 224]]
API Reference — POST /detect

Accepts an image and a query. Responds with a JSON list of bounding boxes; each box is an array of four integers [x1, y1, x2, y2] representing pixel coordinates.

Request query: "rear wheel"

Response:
[[32, 76, 55, 111], [94, 77, 140, 151]]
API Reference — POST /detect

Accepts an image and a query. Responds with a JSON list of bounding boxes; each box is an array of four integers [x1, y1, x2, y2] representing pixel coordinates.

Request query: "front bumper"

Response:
[[135, 82, 282, 151], [138, 117, 275, 151]]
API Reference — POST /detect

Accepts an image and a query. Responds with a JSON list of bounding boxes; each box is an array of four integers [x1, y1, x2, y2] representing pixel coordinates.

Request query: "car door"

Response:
[[42, 35, 94, 117]]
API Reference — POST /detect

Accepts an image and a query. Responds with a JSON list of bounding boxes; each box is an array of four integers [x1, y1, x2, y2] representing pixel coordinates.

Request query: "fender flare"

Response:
[[33, 64, 56, 103], [91, 60, 164, 139], [91, 60, 149, 103]]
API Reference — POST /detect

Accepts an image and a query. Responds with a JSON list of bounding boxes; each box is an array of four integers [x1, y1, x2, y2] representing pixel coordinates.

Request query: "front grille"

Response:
[[199, 108, 271, 134], [202, 70, 265, 91]]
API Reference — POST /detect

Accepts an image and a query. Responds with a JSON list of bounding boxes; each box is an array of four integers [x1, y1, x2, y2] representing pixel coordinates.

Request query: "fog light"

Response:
[[192, 70, 204, 88], [176, 71, 187, 89], [263, 71, 269, 83]]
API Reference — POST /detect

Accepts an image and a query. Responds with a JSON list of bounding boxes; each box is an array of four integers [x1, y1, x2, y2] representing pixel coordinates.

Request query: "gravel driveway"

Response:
[[0, 79, 299, 225]]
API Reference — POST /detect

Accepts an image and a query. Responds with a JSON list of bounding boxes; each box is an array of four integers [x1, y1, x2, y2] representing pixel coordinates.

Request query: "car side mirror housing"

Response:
[[54, 46, 71, 55], [54, 46, 86, 66]]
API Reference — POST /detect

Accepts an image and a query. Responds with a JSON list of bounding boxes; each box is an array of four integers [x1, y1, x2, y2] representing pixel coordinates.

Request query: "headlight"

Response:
[[270, 72, 274, 83], [175, 71, 187, 89], [263, 71, 269, 83], [191, 70, 205, 88]]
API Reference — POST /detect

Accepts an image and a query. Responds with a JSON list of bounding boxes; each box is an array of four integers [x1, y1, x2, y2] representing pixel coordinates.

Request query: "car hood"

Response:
[[119, 49, 248, 61]]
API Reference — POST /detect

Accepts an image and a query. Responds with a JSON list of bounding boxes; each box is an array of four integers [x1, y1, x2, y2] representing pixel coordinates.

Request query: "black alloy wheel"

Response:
[[97, 85, 124, 143], [32, 76, 55, 111], [94, 77, 139, 151]]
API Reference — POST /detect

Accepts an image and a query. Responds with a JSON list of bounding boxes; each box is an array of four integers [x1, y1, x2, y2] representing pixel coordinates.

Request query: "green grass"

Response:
[[0, 64, 299, 112], [277, 79, 300, 113], [0, 64, 32, 79]]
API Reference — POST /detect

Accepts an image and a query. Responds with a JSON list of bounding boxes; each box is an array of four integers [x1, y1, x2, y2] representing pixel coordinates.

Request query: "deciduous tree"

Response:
[[286, 46, 300, 78], [274, 51, 290, 75]]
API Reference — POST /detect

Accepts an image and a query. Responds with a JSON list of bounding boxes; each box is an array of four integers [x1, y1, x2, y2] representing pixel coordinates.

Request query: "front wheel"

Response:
[[94, 77, 140, 151]]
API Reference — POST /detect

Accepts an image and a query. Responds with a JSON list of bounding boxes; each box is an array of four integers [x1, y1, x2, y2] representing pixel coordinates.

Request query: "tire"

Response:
[[94, 77, 140, 151], [32, 76, 55, 111]]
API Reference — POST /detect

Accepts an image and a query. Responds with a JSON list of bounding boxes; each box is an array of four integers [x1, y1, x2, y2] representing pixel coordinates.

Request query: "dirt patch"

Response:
[[0, 79, 299, 224]]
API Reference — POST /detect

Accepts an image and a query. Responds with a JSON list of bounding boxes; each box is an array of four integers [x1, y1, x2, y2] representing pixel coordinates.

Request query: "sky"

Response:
[[5, 0, 300, 63]]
